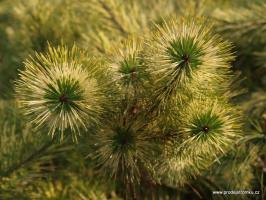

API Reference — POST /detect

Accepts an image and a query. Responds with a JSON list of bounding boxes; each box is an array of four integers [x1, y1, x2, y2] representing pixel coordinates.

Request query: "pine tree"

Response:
[[0, 0, 265, 199]]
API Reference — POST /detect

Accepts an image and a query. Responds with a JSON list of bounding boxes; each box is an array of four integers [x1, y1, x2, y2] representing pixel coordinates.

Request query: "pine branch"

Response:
[[3, 1, 253, 198], [1, 138, 54, 178], [98, 0, 128, 36], [213, 2, 266, 49]]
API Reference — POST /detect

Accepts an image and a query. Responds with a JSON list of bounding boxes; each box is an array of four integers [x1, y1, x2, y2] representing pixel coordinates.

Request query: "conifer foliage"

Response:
[[0, 0, 265, 199]]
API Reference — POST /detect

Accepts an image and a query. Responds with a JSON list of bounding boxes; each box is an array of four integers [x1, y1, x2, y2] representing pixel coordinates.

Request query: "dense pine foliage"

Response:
[[0, 0, 265, 199]]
